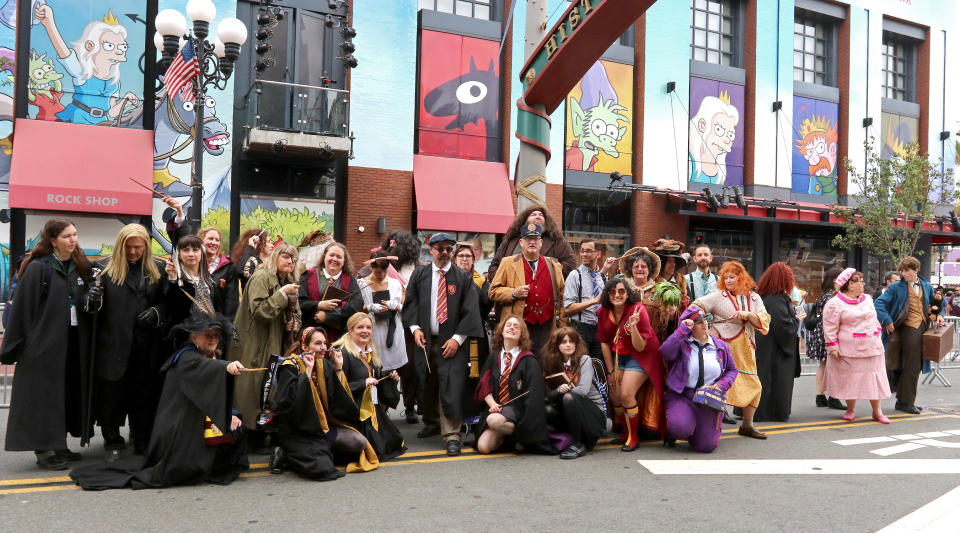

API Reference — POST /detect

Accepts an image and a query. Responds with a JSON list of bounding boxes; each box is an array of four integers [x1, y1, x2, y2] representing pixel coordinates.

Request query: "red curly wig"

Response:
[[717, 261, 756, 296], [757, 262, 796, 296]]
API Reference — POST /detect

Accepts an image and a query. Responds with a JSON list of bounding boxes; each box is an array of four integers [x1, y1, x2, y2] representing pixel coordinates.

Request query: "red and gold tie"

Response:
[[436, 269, 448, 324], [497, 352, 512, 403]]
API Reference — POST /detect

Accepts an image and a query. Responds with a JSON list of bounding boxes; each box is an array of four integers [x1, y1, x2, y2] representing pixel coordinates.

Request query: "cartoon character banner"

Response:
[[29, 0, 145, 127], [688, 76, 743, 187], [880, 111, 918, 160], [417, 29, 500, 162], [563, 60, 633, 176], [792, 96, 839, 196]]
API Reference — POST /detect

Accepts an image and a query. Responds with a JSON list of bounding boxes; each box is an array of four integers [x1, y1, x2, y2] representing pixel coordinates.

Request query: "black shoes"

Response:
[[269, 446, 284, 474], [663, 438, 677, 448], [35, 452, 68, 471], [827, 397, 846, 410], [560, 444, 585, 459], [56, 449, 82, 461], [417, 426, 441, 439], [895, 401, 922, 414], [815, 394, 828, 407], [104, 449, 121, 462], [405, 410, 419, 424], [446, 440, 462, 456], [722, 410, 737, 425]]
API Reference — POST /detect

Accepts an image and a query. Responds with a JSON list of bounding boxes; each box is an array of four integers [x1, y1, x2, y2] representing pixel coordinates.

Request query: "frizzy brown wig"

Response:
[[717, 261, 755, 296], [491, 315, 533, 353], [540, 327, 588, 377], [757, 262, 795, 297], [501, 205, 564, 243]]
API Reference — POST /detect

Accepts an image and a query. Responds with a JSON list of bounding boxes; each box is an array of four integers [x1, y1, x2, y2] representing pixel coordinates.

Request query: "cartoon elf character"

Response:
[[565, 62, 629, 172], [26, 50, 66, 121], [34, 5, 140, 125]]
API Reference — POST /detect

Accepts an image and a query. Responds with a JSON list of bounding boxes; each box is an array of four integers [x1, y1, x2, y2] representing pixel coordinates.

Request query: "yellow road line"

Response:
[[0, 475, 72, 486], [724, 411, 919, 433], [382, 452, 515, 466], [0, 484, 79, 495]]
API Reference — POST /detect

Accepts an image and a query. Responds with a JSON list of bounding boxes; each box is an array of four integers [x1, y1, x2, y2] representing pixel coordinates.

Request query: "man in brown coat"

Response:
[[489, 223, 566, 355]]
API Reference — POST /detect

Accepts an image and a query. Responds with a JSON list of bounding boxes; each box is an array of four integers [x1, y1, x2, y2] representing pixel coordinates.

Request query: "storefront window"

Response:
[[688, 223, 755, 276], [864, 253, 897, 294], [416, 230, 496, 274], [779, 234, 844, 301], [562, 187, 630, 259]]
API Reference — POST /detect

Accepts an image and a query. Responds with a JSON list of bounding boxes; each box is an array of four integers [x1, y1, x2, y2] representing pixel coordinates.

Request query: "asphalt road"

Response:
[[2, 373, 960, 532]]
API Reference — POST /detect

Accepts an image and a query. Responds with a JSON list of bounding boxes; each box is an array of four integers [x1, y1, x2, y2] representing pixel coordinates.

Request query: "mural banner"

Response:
[[563, 60, 632, 177], [688, 76, 743, 187], [792, 96, 839, 196]]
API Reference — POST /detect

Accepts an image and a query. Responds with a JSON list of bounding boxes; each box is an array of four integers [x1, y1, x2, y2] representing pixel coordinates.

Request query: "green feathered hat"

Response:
[[653, 281, 682, 307]]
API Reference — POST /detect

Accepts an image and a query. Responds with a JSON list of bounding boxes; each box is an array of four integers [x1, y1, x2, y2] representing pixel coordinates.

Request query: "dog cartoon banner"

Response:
[[417, 29, 500, 162]]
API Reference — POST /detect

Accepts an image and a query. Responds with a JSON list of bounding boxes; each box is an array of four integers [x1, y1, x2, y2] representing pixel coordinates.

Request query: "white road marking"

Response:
[[637, 459, 960, 475], [870, 443, 928, 456], [891, 434, 921, 440], [833, 437, 896, 446], [916, 432, 952, 438], [944, 430, 960, 436], [877, 484, 960, 532], [914, 439, 960, 449]]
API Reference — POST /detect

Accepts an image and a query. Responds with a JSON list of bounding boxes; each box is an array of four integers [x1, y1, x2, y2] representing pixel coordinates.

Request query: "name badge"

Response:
[[70, 304, 78, 326], [371, 385, 379, 405]]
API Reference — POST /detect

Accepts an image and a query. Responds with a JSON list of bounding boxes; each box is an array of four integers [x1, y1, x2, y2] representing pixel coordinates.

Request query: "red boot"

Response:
[[621, 405, 640, 452]]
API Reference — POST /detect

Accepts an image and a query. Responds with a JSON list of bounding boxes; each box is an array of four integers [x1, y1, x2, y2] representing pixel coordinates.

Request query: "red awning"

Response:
[[413, 154, 515, 233], [9, 119, 154, 215]]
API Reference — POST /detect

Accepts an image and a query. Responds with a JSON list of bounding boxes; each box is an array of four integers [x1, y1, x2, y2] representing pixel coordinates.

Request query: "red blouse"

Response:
[[597, 302, 662, 367]]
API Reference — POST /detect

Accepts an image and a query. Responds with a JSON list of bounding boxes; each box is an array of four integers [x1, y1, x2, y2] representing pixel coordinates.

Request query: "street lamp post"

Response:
[[155, 0, 247, 232]]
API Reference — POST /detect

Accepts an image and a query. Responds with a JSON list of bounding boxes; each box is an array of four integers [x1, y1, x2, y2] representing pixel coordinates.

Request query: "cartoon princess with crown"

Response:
[[689, 90, 740, 184], [34, 5, 140, 125]]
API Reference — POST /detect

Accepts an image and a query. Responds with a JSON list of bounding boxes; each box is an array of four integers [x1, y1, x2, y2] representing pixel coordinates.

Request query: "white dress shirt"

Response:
[[409, 262, 466, 346], [499, 345, 522, 374]]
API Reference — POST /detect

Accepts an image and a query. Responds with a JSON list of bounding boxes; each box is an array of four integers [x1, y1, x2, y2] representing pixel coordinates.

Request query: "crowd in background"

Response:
[[0, 199, 944, 488]]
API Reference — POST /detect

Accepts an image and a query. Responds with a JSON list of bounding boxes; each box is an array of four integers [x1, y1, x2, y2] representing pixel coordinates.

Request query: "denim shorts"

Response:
[[617, 356, 646, 373]]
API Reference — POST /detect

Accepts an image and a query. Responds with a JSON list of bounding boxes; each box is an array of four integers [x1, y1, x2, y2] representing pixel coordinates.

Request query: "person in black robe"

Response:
[[84, 223, 168, 460], [271, 326, 378, 477], [755, 263, 801, 422], [475, 315, 552, 455], [401, 233, 484, 456], [69, 308, 249, 490], [331, 313, 406, 461], [2, 219, 94, 470]]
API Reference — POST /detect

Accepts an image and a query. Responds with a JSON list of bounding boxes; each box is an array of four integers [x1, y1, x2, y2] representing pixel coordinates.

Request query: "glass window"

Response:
[[690, 0, 739, 67], [562, 188, 631, 257], [882, 34, 914, 102], [416, 231, 497, 273], [420, 0, 492, 20], [687, 223, 755, 276], [793, 13, 833, 87], [778, 233, 845, 302]]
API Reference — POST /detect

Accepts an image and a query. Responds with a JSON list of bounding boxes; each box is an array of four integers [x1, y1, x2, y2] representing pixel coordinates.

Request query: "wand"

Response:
[[500, 390, 529, 406], [128, 177, 165, 198], [242, 367, 269, 372]]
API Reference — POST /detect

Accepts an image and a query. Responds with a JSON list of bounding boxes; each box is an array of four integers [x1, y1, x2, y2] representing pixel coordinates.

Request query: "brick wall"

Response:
[[742, 0, 757, 186], [836, 9, 850, 196], [633, 15, 645, 184], [343, 166, 414, 262], [631, 191, 689, 249], [917, 27, 930, 155], [545, 182, 563, 220]]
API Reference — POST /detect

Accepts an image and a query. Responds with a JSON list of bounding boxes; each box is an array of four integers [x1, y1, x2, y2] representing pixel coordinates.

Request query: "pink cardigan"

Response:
[[822, 293, 884, 358]]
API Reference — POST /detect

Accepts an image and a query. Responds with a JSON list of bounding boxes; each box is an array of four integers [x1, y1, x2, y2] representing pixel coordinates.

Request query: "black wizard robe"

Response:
[[476, 350, 550, 452], [337, 347, 406, 461], [69, 346, 249, 490], [2, 255, 92, 450], [401, 263, 485, 419], [755, 293, 801, 422]]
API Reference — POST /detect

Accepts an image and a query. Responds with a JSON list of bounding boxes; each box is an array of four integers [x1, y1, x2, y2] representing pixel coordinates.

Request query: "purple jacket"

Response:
[[659, 321, 738, 394]]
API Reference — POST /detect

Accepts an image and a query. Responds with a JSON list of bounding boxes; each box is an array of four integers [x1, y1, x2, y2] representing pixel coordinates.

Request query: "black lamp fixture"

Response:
[[733, 185, 746, 208], [610, 170, 624, 185], [703, 187, 720, 210], [717, 189, 730, 208]]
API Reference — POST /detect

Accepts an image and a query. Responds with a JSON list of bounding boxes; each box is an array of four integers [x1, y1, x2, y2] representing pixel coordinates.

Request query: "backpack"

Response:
[[591, 356, 610, 418], [2, 260, 52, 329], [255, 353, 287, 432]]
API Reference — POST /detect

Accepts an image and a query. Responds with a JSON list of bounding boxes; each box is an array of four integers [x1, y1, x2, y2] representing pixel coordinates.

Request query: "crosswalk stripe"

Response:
[[638, 459, 960, 475], [870, 443, 927, 456]]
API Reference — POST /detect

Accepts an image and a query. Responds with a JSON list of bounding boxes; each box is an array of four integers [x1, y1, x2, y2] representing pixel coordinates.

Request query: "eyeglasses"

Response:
[[455, 254, 473, 260], [433, 246, 453, 253], [608, 288, 627, 296], [579, 248, 597, 254]]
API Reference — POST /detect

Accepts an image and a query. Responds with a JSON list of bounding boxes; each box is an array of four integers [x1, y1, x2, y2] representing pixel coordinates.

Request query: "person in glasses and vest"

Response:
[[402, 233, 484, 456]]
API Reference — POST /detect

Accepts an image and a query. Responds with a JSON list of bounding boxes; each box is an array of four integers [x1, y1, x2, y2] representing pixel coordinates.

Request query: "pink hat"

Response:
[[834, 267, 856, 290]]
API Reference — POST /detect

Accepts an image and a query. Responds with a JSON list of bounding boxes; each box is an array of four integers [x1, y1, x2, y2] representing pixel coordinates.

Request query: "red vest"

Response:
[[523, 256, 554, 325]]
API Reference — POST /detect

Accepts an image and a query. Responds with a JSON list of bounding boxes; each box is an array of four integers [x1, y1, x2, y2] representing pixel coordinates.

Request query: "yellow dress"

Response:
[[695, 290, 771, 408]]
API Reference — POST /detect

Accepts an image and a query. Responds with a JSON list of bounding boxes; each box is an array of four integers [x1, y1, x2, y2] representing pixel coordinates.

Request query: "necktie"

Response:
[[589, 270, 603, 312], [692, 341, 705, 388], [498, 352, 513, 403], [701, 273, 710, 295], [436, 269, 448, 324]]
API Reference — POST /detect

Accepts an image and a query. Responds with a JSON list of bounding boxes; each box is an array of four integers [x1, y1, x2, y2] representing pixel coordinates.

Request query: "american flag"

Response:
[[164, 39, 200, 103]]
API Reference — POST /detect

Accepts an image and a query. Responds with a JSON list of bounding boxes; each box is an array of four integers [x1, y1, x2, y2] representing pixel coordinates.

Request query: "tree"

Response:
[[831, 138, 959, 263]]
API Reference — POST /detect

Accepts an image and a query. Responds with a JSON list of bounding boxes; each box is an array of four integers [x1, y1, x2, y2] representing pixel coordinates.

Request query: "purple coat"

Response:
[[659, 321, 738, 394]]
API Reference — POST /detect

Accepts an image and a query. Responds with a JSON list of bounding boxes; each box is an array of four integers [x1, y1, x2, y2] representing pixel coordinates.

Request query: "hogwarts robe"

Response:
[[274, 354, 377, 477], [477, 350, 549, 450], [69, 345, 249, 490], [298, 267, 358, 336], [754, 293, 801, 422], [401, 263, 484, 419], [3, 255, 92, 450], [337, 347, 406, 461]]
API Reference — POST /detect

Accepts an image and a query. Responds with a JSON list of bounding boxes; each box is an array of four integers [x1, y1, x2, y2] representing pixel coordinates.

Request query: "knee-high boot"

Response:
[[621, 405, 640, 452]]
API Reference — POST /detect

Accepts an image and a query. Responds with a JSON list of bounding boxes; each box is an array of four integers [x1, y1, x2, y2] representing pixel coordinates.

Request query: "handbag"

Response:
[[692, 384, 727, 411], [803, 302, 819, 331]]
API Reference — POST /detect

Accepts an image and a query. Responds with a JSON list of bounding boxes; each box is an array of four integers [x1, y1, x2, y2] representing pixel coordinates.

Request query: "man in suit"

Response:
[[489, 223, 566, 355], [402, 233, 484, 456], [875, 256, 944, 414]]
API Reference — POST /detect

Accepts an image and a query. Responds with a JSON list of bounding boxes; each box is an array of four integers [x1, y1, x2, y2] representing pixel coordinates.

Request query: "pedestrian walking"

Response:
[[1, 219, 93, 470], [823, 269, 892, 423], [402, 233, 484, 456], [754, 262, 801, 422], [486, 205, 577, 280]]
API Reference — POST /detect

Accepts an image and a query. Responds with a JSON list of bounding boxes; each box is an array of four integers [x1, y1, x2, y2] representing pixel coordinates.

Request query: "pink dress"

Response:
[[822, 293, 891, 401]]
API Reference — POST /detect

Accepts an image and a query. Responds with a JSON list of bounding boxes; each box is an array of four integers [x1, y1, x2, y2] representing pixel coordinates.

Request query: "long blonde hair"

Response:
[[103, 224, 160, 284], [261, 242, 299, 283], [332, 312, 381, 368]]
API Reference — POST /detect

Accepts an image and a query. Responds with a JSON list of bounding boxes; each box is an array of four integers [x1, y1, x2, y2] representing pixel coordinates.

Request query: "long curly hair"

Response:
[[230, 228, 270, 264], [717, 261, 755, 296], [540, 327, 588, 377], [318, 242, 355, 276], [332, 312, 381, 368], [757, 262, 795, 297], [381, 230, 420, 268], [491, 314, 533, 353], [502, 205, 564, 243]]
